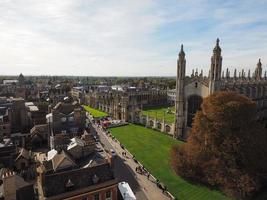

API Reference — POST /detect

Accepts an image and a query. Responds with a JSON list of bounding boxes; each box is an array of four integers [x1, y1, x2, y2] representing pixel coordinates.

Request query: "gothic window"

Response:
[[165, 125, 171, 132], [187, 95, 203, 127], [195, 82, 198, 88]]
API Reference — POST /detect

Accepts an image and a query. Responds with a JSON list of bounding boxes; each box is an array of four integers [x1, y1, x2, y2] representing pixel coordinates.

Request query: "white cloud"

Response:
[[0, 0, 266, 76]]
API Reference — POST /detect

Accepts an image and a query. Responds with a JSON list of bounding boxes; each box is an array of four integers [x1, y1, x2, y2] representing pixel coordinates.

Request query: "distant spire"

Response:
[[258, 58, 262, 66], [213, 38, 221, 53], [216, 38, 220, 45], [200, 69, 203, 77], [226, 68, 230, 78], [179, 44, 185, 57], [234, 69, 237, 79], [255, 58, 262, 79], [248, 69, 251, 79]]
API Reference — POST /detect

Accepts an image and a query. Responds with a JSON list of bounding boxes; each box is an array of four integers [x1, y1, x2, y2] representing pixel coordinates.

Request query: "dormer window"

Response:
[[68, 116, 74, 122], [61, 117, 66, 122], [92, 174, 99, 184], [65, 178, 74, 190]]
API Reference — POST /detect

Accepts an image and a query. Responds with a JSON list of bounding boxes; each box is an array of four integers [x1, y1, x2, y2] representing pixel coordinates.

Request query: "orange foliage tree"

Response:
[[171, 91, 267, 199]]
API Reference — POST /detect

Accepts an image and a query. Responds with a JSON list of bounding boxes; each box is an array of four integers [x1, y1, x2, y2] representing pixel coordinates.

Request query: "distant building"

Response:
[[47, 101, 86, 135], [0, 139, 16, 168], [85, 86, 167, 122], [167, 89, 176, 105], [0, 97, 28, 135], [175, 39, 267, 139]]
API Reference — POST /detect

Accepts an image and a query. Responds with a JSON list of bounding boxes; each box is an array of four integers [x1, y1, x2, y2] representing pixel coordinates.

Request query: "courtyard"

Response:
[[109, 124, 229, 200], [83, 105, 108, 118], [142, 106, 175, 124]]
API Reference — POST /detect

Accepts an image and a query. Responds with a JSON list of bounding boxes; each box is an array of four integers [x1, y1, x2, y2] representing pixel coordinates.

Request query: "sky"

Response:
[[0, 0, 267, 76]]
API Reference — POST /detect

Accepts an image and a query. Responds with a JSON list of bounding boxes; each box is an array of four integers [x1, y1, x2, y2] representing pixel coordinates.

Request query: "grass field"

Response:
[[142, 106, 175, 124], [109, 124, 230, 200], [83, 105, 108, 118]]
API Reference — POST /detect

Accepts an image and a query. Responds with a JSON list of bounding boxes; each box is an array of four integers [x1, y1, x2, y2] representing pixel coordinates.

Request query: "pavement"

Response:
[[90, 123, 171, 200]]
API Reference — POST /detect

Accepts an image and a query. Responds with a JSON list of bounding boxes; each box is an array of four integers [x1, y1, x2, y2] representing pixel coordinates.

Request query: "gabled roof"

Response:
[[52, 150, 77, 171], [47, 149, 58, 161], [15, 148, 30, 161], [67, 137, 85, 150]]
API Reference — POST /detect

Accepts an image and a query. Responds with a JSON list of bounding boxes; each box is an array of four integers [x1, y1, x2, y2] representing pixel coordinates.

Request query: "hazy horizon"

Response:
[[1, 0, 267, 76]]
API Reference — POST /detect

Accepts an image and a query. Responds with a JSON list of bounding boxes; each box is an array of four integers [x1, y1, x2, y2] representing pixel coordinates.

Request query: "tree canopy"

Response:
[[171, 91, 267, 199]]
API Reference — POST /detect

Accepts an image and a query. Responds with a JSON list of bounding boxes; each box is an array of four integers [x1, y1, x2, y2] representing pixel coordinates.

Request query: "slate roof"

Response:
[[16, 184, 35, 200], [53, 102, 75, 115], [42, 163, 115, 197], [51, 150, 77, 171]]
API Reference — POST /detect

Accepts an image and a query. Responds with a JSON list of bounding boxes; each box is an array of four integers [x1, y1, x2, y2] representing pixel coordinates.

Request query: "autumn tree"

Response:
[[171, 91, 267, 199]]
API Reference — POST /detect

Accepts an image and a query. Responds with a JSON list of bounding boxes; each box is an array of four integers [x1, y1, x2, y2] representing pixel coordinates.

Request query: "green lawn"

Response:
[[83, 105, 108, 118], [109, 124, 230, 200], [142, 106, 175, 124]]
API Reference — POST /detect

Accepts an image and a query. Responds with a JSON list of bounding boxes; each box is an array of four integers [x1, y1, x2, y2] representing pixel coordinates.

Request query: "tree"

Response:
[[171, 91, 267, 199]]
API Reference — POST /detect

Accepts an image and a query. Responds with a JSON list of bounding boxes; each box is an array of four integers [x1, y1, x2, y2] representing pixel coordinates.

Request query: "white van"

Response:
[[118, 182, 136, 200]]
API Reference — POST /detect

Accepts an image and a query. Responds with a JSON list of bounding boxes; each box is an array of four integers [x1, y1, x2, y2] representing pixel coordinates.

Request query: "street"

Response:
[[89, 124, 148, 200], [89, 123, 170, 200]]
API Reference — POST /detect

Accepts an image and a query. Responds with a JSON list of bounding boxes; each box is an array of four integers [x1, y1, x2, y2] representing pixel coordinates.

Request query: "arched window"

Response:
[[187, 95, 203, 127]]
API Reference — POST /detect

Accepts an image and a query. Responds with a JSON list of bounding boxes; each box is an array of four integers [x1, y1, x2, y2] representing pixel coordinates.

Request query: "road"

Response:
[[89, 123, 170, 200], [89, 124, 148, 200]]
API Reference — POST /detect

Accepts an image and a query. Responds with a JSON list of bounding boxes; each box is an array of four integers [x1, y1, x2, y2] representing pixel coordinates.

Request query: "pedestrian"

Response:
[[147, 172, 150, 180], [135, 167, 137, 172]]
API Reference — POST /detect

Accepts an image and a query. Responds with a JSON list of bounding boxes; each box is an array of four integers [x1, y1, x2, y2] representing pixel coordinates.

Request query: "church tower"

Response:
[[175, 45, 186, 139], [209, 38, 222, 94], [255, 58, 262, 80]]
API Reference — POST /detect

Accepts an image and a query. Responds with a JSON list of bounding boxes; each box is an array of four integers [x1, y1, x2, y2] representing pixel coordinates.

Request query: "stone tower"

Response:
[[255, 58, 262, 80], [209, 38, 222, 94], [175, 45, 186, 139]]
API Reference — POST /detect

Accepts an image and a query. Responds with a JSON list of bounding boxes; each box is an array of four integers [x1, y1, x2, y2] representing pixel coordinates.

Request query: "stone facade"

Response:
[[85, 86, 167, 122], [174, 39, 267, 139]]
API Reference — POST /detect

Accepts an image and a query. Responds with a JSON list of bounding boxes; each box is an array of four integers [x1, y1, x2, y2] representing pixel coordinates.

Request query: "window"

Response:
[[94, 193, 99, 200], [70, 127, 78, 133], [106, 191, 112, 200], [61, 117, 66, 122], [68, 116, 74, 122]]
